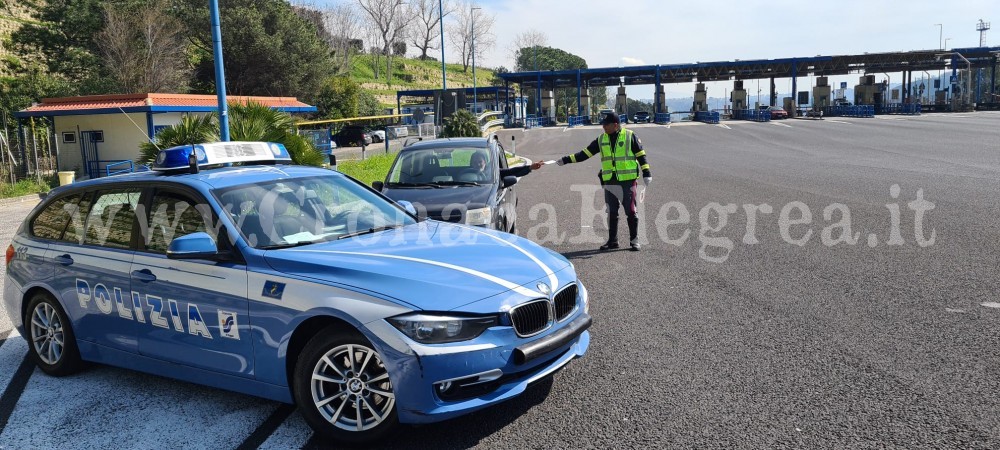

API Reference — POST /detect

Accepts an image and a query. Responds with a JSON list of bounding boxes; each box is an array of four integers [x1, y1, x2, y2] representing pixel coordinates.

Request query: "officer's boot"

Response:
[[601, 215, 620, 250], [627, 216, 640, 251]]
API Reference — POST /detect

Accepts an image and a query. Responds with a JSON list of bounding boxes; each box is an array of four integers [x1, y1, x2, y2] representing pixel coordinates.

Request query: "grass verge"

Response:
[[0, 175, 56, 199]]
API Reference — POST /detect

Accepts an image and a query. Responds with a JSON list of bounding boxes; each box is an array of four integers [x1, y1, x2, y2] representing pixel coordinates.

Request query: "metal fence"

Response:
[[0, 117, 58, 186]]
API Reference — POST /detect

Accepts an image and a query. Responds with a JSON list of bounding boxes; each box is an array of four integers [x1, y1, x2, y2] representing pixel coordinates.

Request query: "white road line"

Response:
[[717, 123, 731, 130], [258, 412, 313, 450], [771, 122, 792, 128], [826, 120, 852, 124]]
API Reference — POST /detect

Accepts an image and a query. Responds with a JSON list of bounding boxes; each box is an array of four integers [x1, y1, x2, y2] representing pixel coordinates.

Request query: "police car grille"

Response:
[[553, 283, 578, 321], [510, 299, 551, 337]]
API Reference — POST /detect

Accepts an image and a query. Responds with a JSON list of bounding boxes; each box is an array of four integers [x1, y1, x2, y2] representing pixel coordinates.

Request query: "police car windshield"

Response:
[[214, 174, 416, 249]]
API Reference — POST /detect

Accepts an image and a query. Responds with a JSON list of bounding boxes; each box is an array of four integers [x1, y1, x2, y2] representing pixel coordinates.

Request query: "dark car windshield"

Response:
[[386, 146, 494, 186]]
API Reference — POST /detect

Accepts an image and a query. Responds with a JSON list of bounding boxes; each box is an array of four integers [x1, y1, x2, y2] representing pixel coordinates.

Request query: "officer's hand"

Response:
[[530, 161, 543, 170], [643, 177, 652, 186], [555, 159, 565, 166]]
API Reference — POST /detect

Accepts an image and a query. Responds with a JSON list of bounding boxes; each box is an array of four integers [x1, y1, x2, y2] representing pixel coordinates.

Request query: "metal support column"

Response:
[[577, 69, 582, 117], [769, 77, 776, 107], [791, 60, 797, 116], [992, 56, 997, 98], [654, 66, 661, 116]]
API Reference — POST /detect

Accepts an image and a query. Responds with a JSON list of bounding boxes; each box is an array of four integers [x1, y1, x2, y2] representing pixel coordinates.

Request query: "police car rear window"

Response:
[[31, 194, 81, 240]]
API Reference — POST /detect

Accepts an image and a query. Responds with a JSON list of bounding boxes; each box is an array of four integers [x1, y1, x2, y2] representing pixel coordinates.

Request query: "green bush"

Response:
[[0, 175, 56, 198], [440, 109, 481, 138]]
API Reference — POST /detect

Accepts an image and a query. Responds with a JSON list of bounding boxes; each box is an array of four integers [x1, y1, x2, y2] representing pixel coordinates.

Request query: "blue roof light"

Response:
[[152, 142, 292, 171]]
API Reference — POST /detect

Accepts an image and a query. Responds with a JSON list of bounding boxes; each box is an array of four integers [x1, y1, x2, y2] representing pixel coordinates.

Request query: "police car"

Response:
[[3, 142, 591, 444]]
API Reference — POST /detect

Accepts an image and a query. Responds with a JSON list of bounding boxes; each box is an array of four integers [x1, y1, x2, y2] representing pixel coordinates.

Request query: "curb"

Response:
[[0, 192, 46, 206]]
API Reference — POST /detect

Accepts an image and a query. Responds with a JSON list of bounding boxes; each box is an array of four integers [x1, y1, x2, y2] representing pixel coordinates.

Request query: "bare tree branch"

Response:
[[357, 0, 413, 86], [448, 1, 494, 72], [408, 0, 455, 60], [321, 3, 362, 74], [509, 29, 547, 70], [97, 0, 189, 93]]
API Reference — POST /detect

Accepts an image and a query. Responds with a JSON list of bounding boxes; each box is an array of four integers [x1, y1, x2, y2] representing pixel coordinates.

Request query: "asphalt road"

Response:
[[2, 112, 1000, 448]]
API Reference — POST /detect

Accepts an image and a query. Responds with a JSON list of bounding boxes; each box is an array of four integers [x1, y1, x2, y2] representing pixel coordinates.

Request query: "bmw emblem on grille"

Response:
[[537, 282, 551, 296]]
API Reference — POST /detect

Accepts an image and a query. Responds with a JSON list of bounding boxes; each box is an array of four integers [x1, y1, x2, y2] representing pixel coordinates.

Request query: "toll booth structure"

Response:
[[497, 46, 1000, 124]]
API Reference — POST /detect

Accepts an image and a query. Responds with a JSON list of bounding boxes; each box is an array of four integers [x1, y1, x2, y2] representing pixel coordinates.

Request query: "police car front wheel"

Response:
[[293, 327, 399, 444], [25, 292, 84, 376]]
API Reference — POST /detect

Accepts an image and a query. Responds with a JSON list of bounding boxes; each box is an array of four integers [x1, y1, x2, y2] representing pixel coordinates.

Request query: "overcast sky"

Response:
[[305, 0, 997, 99]]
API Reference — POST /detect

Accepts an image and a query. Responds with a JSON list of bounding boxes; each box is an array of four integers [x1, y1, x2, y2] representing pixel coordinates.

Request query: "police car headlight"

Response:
[[464, 207, 492, 226], [387, 313, 498, 344], [579, 281, 589, 314]]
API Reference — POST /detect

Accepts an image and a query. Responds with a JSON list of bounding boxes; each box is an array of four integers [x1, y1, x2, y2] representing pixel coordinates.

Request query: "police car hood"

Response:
[[262, 221, 571, 310]]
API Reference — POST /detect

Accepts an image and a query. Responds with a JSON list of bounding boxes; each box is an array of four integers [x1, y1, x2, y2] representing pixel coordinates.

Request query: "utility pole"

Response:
[[471, 6, 480, 114]]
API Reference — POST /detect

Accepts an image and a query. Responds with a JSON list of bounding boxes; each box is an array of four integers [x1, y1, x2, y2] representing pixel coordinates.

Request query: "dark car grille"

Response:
[[428, 211, 463, 223], [510, 299, 551, 337], [553, 283, 578, 321]]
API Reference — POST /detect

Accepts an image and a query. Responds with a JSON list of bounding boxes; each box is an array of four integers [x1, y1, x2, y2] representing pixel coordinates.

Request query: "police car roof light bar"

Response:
[[152, 142, 292, 172]]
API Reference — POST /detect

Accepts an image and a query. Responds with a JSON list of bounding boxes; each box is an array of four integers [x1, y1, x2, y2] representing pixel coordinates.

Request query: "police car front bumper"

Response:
[[365, 310, 591, 424]]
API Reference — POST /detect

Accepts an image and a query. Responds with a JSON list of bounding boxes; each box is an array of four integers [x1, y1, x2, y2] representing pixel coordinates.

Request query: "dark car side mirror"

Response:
[[372, 180, 384, 191], [502, 175, 518, 189]]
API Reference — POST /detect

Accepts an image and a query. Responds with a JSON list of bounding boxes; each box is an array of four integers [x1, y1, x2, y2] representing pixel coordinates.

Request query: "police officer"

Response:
[[555, 113, 651, 251]]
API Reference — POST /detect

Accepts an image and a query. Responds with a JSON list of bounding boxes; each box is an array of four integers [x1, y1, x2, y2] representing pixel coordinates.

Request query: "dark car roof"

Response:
[[402, 137, 489, 151]]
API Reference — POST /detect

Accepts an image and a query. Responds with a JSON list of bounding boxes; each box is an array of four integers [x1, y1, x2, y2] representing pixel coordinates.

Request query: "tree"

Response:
[[508, 29, 547, 69], [321, 3, 363, 75], [97, 0, 189, 93], [514, 46, 589, 116], [11, 0, 106, 88], [447, 1, 495, 72], [408, 0, 454, 60], [175, 0, 332, 102], [357, 0, 412, 86], [440, 109, 479, 137], [491, 66, 509, 87], [314, 77, 362, 120]]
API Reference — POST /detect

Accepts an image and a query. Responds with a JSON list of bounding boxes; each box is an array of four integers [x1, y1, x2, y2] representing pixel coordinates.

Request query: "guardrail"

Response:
[[877, 104, 921, 115], [105, 160, 134, 177], [822, 105, 875, 117], [567, 116, 588, 127], [694, 111, 720, 124], [653, 113, 671, 124], [524, 116, 551, 129], [731, 109, 771, 122]]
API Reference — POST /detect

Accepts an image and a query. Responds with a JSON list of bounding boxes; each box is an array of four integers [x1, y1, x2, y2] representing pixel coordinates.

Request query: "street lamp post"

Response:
[[935, 23, 943, 50], [471, 6, 481, 115], [438, 0, 446, 126], [210, 0, 229, 141]]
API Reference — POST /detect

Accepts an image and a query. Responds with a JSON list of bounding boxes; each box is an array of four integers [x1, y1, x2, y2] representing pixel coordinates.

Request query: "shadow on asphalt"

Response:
[[560, 248, 619, 260], [303, 377, 555, 450]]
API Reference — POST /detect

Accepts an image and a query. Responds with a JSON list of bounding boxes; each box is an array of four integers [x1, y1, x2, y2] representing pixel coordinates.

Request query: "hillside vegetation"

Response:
[[351, 54, 496, 106]]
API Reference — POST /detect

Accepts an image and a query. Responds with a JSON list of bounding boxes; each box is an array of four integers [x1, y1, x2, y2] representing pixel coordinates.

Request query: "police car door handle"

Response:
[[52, 254, 74, 266], [131, 269, 157, 283]]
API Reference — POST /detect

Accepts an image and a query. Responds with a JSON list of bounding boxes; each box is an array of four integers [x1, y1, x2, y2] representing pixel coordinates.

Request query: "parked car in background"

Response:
[[767, 106, 789, 119], [633, 111, 651, 123], [833, 98, 852, 107], [365, 127, 386, 143], [332, 125, 372, 147]]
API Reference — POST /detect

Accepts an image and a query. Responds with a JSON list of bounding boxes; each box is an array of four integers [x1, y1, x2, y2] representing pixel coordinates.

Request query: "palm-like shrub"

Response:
[[440, 109, 482, 138], [137, 102, 323, 167]]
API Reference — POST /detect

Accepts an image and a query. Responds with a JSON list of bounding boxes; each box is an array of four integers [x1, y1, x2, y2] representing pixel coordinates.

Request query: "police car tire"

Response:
[[292, 327, 399, 444], [24, 292, 84, 376]]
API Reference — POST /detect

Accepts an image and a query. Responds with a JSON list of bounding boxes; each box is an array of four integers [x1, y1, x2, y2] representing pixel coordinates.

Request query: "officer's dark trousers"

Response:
[[602, 180, 639, 245]]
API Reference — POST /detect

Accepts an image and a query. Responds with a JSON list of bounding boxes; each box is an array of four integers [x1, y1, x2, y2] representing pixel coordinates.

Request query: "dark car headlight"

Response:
[[387, 313, 499, 344]]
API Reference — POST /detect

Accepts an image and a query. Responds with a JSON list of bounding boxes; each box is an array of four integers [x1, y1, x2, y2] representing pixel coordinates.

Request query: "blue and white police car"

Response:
[[2, 142, 591, 444]]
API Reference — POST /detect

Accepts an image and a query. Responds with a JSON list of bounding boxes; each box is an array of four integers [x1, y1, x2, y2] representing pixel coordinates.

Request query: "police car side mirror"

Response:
[[167, 232, 224, 261], [501, 175, 518, 189], [395, 200, 417, 215], [372, 180, 384, 191]]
